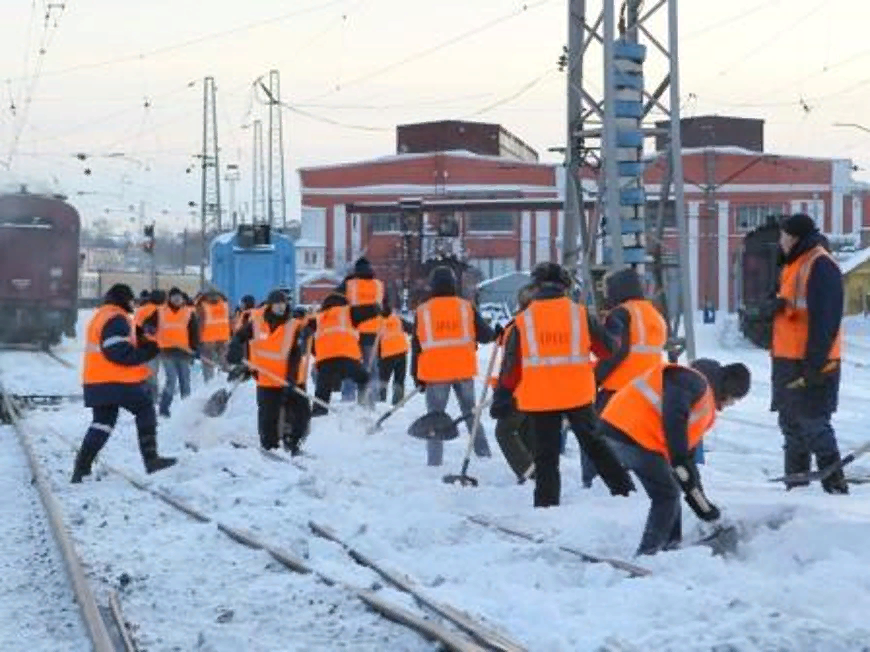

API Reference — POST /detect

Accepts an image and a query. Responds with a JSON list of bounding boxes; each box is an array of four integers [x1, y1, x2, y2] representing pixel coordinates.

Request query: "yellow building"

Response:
[[842, 249, 870, 315]]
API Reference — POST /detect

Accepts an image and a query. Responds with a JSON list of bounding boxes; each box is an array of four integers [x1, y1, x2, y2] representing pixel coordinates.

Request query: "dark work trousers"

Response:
[[257, 386, 284, 450], [581, 389, 615, 487], [199, 341, 227, 382], [281, 386, 312, 453], [495, 409, 535, 480], [424, 380, 491, 466], [314, 357, 369, 417], [80, 393, 159, 464], [607, 437, 682, 556], [779, 410, 847, 492], [378, 353, 407, 404]]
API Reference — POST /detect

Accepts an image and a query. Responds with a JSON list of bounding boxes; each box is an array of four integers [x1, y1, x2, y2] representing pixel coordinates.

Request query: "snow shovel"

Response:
[[408, 398, 494, 442], [442, 343, 501, 487], [768, 440, 870, 484], [365, 385, 421, 435], [243, 361, 334, 412], [203, 377, 246, 417]]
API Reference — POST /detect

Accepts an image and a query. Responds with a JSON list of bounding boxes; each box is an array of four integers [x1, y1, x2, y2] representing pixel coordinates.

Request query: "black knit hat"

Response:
[[266, 289, 287, 304], [780, 213, 817, 239], [721, 363, 751, 400]]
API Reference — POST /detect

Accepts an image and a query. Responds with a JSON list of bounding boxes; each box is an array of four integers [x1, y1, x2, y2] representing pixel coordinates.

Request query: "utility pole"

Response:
[[225, 163, 240, 229], [199, 76, 222, 290], [251, 119, 266, 224], [263, 70, 287, 230], [702, 125, 717, 312], [571, 0, 695, 360]]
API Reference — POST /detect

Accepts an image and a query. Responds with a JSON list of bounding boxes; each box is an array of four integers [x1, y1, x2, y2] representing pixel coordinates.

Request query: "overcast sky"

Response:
[[0, 0, 867, 232]]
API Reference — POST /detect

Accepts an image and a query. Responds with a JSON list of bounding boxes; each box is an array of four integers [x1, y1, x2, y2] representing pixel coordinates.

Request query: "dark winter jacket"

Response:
[[494, 283, 616, 406], [336, 258, 389, 345], [770, 231, 842, 417], [602, 364, 710, 463], [227, 306, 295, 383], [410, 272, 495, 383], [83, 297, 159, 407]]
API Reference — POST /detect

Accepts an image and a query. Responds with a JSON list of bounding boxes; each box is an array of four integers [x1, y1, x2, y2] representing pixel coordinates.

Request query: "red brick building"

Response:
[[298, 118, 870, 311]]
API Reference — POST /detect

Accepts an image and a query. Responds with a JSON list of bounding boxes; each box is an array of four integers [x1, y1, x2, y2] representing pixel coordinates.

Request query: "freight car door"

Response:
[[0, 216, 53, 301]]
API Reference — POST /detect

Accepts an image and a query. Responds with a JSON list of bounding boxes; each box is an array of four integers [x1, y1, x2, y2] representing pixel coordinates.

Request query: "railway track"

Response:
[[0, 382, 135, 652], [15, 400, 529, 651]]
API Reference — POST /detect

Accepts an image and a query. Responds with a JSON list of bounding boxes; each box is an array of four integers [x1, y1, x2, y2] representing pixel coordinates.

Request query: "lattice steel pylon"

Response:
[[266, 70, 287, 230], [200, 76, 222, 290], [251, 119, 266, 224], [565, 0, 696, 361]]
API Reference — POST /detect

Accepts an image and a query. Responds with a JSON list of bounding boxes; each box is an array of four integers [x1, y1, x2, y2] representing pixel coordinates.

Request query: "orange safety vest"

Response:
[[379, 314, 409, 358], [513, 297, 595, 411], [346, 278, 384, 335], [415, 296, 476, 383], [200, 300, 231, 343], [134, 304, 157, 328], [157, 305, 192, 350], [600, 299, 667, 391], [82, 305, 150, 385], [772, 245, 843, 361], [249, 314, 299, 388], [315, 306, 361, 363], [601, 363, 716, 461]]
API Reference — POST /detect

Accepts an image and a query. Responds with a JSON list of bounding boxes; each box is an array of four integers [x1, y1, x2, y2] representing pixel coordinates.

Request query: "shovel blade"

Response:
[[441, 473, 479, 487], [203, 389, 230, 417], [408, 411, 461, 441]]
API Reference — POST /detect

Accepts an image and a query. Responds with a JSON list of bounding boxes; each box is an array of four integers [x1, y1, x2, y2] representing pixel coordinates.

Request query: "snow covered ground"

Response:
[[2, 310, 870, 651]]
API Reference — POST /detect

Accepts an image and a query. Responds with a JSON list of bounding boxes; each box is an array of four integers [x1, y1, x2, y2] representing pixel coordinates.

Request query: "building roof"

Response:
[[298, 269, 343, 286], [476, 271, 531, 288], [841, 247, 870, 276], [643, 145, 852, 164], [298, 149, 553, 173], [294, 237, 325, 248]]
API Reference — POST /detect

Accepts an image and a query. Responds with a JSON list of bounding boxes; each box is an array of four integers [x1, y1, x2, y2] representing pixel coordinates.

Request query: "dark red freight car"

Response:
[[0, 189, 81, 345]]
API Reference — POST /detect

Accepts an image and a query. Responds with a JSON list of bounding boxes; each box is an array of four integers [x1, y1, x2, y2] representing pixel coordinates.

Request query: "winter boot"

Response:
[[818, 452, 850, 495], [378, 386, 388, 403], [71, 429, 110, 483], [391, 383, 405, 406], [137, 426, 177, 474], [784, 449, 811, 490]]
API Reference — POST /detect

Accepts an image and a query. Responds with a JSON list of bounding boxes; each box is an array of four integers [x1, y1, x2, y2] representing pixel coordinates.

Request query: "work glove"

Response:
[[227, 365, 251, 383], [489, 386, 516, 420], [672, 457, 720, 522], [758, 296, 788, 320]]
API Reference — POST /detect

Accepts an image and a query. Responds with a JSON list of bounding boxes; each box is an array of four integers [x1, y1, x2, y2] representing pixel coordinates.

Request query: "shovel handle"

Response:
[[243, 361, 333, 412]]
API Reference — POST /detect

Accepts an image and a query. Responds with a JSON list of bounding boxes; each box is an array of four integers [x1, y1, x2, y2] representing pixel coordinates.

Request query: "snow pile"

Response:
[[2, 314, 870, 650]]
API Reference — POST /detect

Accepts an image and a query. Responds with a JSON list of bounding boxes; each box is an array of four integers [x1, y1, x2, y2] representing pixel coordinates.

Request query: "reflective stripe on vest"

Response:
[[315, 306, 361, 362], [347, 278, 384, 306], [792, 248, 831, 310], [82, 305, 150, 385], [630, 376, 714, 427], [157, 306, 191, 349], [201, 301, 230, 342], [626, 302, 667, 354], [520, 302, 589, 367]]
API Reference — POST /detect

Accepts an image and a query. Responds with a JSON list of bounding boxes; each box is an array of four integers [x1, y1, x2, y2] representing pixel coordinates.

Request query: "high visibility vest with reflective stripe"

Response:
[[249, 314, 299, 388], [82, 305, 150, 386], [514, 297, 595, 411], [415, 297, 476, 383], [134, 304, 157, 328], [379, 314, 409, 358], [200, 300, 231, 343], [772, 245, 843, 361], [315, 306, 361, 362], [601, 299, 667, 391], [601, 363, 716, 461], [157, 306, 192, 350], [346, 278, 384, 334]]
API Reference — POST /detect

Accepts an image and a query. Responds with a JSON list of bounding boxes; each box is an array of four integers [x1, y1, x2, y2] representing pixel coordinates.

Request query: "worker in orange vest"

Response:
[[155, 286, 199, 418], [72, 284, 176, 483], [490, 262, 634, 507], [298, 290, 370, 416], [337, 257, 385, 403], [766, 213, 847, 493], [581, 266, 668, 488], [412, 266, 496, 466], [377, 306, 412, 405], [134, 289, 164, 403], [197, 288, 231, 382], [227, 290, 310, 452], [599, 358, 750, 555], [490, 283, 536, 482]]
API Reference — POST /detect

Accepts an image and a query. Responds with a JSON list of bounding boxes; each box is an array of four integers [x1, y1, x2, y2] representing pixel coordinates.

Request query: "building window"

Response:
[[369, 212, 401, 233], [467, 210, 515, 232], [311, 252, 318, 265], [645, 200, 676, 228], [468, 257, 517, 279], [735, 204, 786, 231]]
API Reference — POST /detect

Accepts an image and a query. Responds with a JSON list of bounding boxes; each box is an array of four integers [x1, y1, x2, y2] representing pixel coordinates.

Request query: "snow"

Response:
[[0, 426, 89, 652], [841, 246, 870, 276], [3, 310, 870, 650]]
